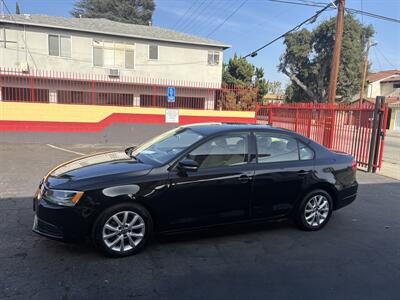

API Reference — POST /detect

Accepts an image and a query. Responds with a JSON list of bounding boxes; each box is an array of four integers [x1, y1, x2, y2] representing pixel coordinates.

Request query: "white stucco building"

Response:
[[366, 70, 400, 130], [0, 14, 229, 84], [366, 70, 400, 99], [0, 14, 231, 109]]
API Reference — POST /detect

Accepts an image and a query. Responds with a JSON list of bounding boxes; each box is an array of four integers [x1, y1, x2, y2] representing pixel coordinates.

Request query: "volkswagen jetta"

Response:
[[33, 123, 358, 257]]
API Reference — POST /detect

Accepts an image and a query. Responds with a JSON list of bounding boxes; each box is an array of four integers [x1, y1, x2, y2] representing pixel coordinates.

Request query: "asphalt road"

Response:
[[1, 143, 400, 300]]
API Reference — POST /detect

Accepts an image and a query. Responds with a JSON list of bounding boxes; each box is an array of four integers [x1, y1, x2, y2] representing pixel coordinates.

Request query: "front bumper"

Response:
[[32, 193, 89, 241], [32, 214, 64, 239]]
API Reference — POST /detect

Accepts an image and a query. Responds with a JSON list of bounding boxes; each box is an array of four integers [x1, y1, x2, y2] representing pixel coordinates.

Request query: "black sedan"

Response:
[[33, 123, 358, 257]]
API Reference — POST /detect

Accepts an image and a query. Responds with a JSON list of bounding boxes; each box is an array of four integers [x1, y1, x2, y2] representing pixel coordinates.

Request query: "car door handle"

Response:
[[238, 174, 251, 183], [297, 170, 309, 176]]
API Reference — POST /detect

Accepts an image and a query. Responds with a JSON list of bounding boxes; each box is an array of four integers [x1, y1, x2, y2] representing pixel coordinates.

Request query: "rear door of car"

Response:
[[251, 131, 315, 218]]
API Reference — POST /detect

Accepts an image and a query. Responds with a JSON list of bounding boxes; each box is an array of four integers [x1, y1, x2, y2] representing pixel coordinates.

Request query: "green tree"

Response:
[[279, 14, 374, 102], [71, 0, 155, 25], [222, 54, 277, 109], [15, 2, 20, 14]]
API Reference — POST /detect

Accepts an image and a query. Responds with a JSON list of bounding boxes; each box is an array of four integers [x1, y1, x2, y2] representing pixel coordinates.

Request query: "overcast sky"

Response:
[[4, 0, 400, 85]]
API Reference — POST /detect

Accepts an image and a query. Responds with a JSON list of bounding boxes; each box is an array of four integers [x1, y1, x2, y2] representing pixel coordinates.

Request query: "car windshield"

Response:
[[130, 127, 204, 165]]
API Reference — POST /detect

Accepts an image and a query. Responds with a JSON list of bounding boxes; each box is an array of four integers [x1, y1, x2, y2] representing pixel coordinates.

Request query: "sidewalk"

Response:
[[378, 130, 400, 180]]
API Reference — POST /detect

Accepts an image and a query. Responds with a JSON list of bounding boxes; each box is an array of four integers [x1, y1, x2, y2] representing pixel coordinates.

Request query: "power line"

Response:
[[375, 46, 399, 70], [206, 0, 249, 37], [265, 0, 400, 24], [243, 1, 333, 58], [191, 0, 227, 36], [347, 7, 400, 24], [177, 0, 209, 32], [171, 0, 200, 30], [182, 0, 215, 33], [372, 46, 382, 71], [266, 0, 326, 9]]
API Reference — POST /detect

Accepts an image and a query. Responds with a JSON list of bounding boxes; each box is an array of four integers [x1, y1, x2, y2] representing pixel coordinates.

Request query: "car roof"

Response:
[[182, 123, 296, 136]]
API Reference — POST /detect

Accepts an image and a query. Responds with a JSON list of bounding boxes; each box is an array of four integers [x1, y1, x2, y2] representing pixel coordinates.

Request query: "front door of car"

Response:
[[163, 132, 255, 230], [251, 132, 315, 218]]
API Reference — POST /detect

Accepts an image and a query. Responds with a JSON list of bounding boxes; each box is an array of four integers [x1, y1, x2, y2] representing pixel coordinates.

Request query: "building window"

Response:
[[393, 83, 400, 89], [149, 44, 158, 60], [208, 51, 220, 65], [93, 40, 135, 69], [48, 34, 71, 57]]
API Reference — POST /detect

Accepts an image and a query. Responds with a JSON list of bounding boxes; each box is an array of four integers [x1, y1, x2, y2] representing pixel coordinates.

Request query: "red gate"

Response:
[[256, 100, 388, 170]]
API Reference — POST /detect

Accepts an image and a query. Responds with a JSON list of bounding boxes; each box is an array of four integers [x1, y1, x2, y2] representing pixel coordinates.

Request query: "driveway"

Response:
[[1, 143, 399, 300], [379, 130, 400, 180]]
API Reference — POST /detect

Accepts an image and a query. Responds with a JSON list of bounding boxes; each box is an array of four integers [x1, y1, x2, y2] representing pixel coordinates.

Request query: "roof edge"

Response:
[[0, 18, 231, 49]]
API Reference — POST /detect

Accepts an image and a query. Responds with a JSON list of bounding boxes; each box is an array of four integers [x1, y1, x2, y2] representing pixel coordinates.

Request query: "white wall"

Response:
[[381, 82, 400, 97], [367, 81, 381, 98], [367, 79, 400, 98], [0, 24, 225, 86]]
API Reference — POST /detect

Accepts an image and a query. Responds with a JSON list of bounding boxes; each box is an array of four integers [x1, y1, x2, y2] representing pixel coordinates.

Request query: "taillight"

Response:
[[351, 160, 357, 170]]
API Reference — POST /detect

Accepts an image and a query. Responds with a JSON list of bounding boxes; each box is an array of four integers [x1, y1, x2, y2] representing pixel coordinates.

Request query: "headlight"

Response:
[[42, 189, 84, 207]]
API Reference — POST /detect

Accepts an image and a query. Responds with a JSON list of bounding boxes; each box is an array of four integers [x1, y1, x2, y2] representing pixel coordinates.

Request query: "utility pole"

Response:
[[327, 0, 345, 104], [359, 38, 377, 108]]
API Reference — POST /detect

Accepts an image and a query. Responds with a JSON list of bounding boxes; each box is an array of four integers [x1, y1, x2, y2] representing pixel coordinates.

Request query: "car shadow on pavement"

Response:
[[0, 195, 297, 258], [154, 219, 295, 245]]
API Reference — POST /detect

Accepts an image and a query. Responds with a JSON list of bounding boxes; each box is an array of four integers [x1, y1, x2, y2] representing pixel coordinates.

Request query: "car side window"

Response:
[[255, 133, 299, 163], [299, 142, 314, 160], [185, 133, 249, 169]]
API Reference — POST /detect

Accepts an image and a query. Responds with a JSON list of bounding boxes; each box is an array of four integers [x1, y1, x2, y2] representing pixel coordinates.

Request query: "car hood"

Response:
[[44, 151, 153, 190]]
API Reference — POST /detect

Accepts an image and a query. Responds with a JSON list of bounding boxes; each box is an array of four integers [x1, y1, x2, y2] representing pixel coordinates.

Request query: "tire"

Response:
[[295, 189, 333, 231], [92, 203, 153, 257]]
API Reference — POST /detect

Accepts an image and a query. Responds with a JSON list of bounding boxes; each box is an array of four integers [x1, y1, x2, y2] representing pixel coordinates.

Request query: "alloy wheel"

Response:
[[102, 211, 146, 253], [304, 195, 330, 227]]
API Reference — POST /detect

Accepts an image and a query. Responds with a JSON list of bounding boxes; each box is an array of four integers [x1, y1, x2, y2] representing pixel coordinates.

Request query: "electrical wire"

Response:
[[375, 46, 399, 70], [265, 0, 400, 24], [177, 0, 209, 32], [182, 0, 215, 33], [171, 0, 200, 30], [372, 46, 383, 71], [206, 0, 249, 37], [243, 1, 333, 58], [191, 0, 227, 36]]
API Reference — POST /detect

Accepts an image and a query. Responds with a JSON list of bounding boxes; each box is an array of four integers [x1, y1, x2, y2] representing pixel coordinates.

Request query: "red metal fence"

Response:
[[0, 69, 257, 111], [256, 101, 388, 170], [0, 68, 388, 171]]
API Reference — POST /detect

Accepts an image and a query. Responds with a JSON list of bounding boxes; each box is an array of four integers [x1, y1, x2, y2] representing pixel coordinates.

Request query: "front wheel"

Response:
[[295, 189, 332, 231], [92, 203, 153, 257]]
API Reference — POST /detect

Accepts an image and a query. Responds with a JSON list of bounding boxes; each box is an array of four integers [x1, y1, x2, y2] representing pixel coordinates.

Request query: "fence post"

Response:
[[268, 106, 273, 125], [91, 80, 95, 105], [329, 109, 335, 148], [30, 73, 35, 102], [0, 69, 2, 101], [377, 103, 389, 170], [295, 109, 299, 132], [255, 102, 259, 124], [372, 97, 386, 173], [367, 96, 383, 172], [152, 85, 156, 107]]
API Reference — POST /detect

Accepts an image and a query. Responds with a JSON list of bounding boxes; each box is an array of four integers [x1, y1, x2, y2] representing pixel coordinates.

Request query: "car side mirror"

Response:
[[177, 159, 199, 172]]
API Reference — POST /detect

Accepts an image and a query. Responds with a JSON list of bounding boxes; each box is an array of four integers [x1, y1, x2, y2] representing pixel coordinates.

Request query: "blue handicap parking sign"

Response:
[[167, 87, 175, 102]]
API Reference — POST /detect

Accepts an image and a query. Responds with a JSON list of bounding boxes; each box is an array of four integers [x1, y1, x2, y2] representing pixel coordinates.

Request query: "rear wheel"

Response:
[[92, 203, 153, 257], [295, 189, 332, 231]]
